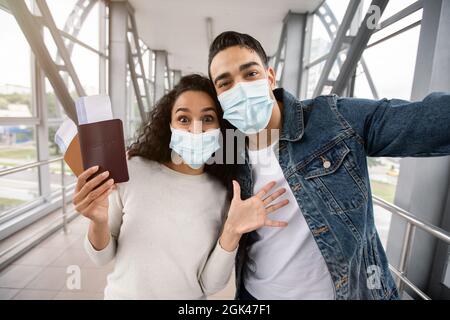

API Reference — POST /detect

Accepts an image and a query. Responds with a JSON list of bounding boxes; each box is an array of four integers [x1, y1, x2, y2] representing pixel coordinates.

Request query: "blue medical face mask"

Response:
[[169, 126, 221, 169], [217, 78, 274, 134]]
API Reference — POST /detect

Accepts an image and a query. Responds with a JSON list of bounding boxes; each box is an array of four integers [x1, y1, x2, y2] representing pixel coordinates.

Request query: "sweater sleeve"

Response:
[[198, 239, 238, 296], [198, 198, 237, 296], [84, 185, 124, 266]]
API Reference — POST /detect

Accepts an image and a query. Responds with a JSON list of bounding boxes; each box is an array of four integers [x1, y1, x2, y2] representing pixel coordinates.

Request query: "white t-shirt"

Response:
[[243, 142, 336, 300]]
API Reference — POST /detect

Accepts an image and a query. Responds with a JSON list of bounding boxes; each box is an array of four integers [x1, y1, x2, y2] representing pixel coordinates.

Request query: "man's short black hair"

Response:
[[208, 31, 269, 79]]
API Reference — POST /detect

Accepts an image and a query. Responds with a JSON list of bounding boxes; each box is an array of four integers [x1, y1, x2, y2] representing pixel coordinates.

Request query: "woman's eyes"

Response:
[[177, 115, 215, 124], [178, 116, 189, 123], [247, 71, 258, 77], [202, 115, 215, 123]]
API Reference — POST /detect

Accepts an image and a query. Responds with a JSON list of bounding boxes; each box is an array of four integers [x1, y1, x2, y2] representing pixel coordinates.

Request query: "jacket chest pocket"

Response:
[[302, 141, 368, 214]]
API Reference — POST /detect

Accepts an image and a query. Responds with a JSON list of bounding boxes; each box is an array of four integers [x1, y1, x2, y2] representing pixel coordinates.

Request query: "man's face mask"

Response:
[[169, 126, 221, 169], [217, 78, 274, 134]]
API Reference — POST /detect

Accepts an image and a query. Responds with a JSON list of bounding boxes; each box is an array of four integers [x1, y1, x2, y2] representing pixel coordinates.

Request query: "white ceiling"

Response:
[[129, 0, 322, 75]]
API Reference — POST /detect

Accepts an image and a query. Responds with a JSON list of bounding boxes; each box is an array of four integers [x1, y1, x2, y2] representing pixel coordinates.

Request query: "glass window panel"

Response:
[[0, 9, 33, 117], [48, 125, 76, 194], [45, 78, 66, 120], [357, 26, 421, 100], [46, 0, 82, 32], [0, 168, 40, 214], [0, 125, 37, 166], [353, 62, 374, 99], [310, 14, 332, 63], [322, 0, 351, 27], [382, 0, 419, 19], [305, 61, 325, 99], [75, 1, 99, 50], [0, 124, 40, 213], [48, 125, 62, 159], [71, 44, 100, 95], [369, 9, 422, 46]]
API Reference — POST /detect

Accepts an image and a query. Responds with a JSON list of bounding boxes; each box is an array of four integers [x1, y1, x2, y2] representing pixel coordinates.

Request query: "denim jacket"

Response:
[[234, 88, 450, 300]]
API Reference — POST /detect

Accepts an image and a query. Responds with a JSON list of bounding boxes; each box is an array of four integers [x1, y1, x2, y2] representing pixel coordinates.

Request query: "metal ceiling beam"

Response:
[[6, 0, 78, 123], [332, 0, 390, 96], [313, 0, 361, 96], [127, 10, 152, 118], [35, 0, 86, 97]]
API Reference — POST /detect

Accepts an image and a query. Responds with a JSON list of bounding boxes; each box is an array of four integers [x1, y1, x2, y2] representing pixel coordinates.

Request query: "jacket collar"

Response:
[[273, 88, 304, 142]]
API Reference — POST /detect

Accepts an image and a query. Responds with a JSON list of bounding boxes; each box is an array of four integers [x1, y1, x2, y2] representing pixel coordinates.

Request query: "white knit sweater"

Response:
[[84, 156, 236, 299]]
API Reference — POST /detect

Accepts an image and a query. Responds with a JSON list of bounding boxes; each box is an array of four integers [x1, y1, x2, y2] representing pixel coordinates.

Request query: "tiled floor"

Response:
[[0, 215, 235, 300]]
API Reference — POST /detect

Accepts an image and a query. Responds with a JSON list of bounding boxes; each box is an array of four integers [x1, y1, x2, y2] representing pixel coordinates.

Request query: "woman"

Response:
[[74, 74, 289, 299]]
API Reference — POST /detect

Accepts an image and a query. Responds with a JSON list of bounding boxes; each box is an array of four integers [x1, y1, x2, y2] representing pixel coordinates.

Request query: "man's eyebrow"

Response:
[[213, 72, 231, 85], [239, 61, 261, 71], [213, 61, 261, 85], [175, 107, 190, 113]]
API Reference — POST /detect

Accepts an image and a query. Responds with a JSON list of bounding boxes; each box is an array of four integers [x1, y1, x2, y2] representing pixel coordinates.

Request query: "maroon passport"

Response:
[[77, 119, 129, 183]]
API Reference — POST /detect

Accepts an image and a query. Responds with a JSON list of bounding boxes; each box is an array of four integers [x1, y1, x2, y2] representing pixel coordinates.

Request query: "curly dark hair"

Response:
[[127, 74, 237, 199]]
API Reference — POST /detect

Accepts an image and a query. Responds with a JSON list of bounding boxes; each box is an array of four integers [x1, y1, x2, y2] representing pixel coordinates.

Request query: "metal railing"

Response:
[[0, 156, 76, 231], [0, 157, 78, 270], [373, 195, 450, 300]]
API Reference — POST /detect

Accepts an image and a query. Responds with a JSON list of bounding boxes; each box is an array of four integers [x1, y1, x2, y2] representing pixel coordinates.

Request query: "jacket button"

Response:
[[323, 160, 331, 169]]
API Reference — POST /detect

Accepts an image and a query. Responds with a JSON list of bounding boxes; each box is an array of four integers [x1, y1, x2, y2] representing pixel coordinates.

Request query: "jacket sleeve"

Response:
[[335, 92, 450, 157]]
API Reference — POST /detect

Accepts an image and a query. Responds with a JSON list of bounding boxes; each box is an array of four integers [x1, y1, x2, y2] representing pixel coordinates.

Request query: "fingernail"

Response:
[[102, 171, 109, 176]]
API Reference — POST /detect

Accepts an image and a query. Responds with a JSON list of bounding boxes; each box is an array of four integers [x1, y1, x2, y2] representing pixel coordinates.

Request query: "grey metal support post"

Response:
[[61, 159, 67, 233], [154, 50, 167, 102], [172, 70, 182, 86], [32, 27, 51, 201], [387, 0, 450, 299], [166, 54, 172, 90], [280, 11, 307, 98], [99, 0, 107, 94], [109, 0, 128, 126], [148, 51, 155, 106], [299, 13, 313, 100]]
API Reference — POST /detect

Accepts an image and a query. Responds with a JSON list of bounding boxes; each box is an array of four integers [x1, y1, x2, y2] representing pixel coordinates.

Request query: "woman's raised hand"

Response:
[[73, 166, 115, 225], [220, 180, 289, 251], [227, 180, 289, 234]]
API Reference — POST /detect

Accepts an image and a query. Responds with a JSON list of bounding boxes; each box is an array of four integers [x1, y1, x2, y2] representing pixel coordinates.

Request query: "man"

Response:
[[207, 31, 450, 300]]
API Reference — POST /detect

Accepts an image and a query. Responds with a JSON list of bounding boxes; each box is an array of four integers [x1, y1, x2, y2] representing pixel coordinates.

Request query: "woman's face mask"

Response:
[[169, 126, 221, 169], [169, 90, 222, 169], [217, 79, 274, 134]]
